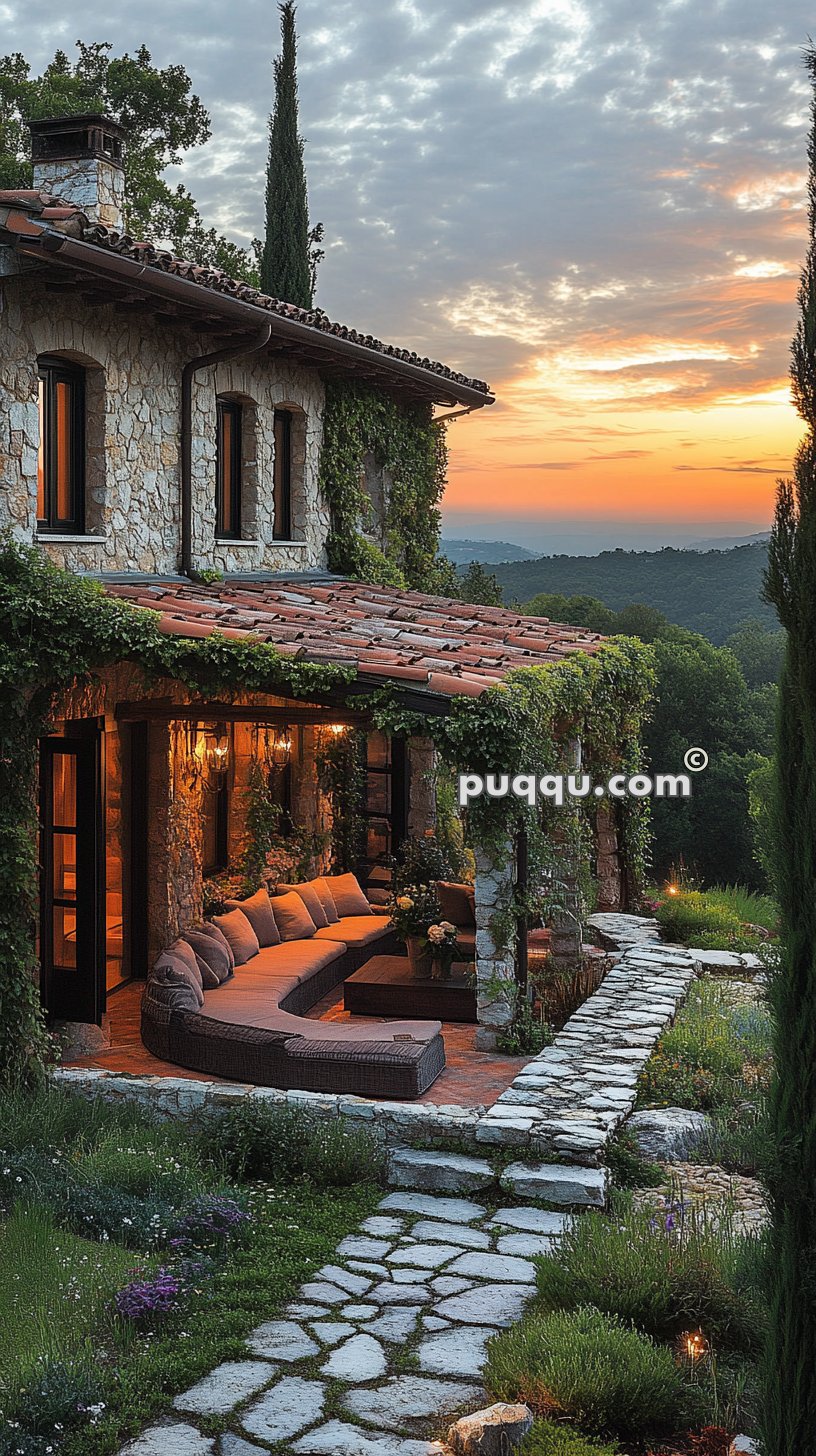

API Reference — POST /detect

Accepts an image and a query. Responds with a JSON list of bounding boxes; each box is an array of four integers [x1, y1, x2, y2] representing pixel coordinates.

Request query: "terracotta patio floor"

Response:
[[65, 979, 529, 1108]]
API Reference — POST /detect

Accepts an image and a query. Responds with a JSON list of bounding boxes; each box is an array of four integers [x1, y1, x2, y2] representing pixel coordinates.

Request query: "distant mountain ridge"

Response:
[[440, 537, 540, 565], [490, 541, 775, 644], [685, 531, 771, 551]]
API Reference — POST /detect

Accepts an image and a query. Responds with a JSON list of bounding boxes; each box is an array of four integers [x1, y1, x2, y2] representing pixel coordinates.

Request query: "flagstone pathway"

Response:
[[119, 1189, 567, 1456]]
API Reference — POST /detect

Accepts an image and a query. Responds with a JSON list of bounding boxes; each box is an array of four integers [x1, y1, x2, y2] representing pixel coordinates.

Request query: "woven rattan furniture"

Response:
[[344, 954, 477, 1022], [141, 922, 446, 1098]]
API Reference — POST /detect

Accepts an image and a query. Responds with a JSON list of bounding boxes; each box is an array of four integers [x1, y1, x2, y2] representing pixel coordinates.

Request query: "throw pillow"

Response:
[[145, 979, 201, 1015], [195, 920, 236, 970], [277, 881, 330, 929], [182, 928, 233, 985], [268, 891, 317, 941], [151, 952, 205, 1007], [212, 908, 260, 966], [311, 877, 340, 925], [223, 887, 281, 947], [437, 881, 476, 927], [322, 872, 372, 918]]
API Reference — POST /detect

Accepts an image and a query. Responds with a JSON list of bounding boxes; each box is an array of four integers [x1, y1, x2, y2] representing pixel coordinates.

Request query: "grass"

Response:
[[636, 980, 772, 1113], [521, 1422, 622, 1455], [0, 1086, 383, 1455], [685, 1101, 772, 1179], [0, 1203, 136, 1392]]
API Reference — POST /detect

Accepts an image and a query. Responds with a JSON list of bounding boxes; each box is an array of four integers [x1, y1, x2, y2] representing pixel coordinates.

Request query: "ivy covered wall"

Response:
[[318, 380, 455, 591]]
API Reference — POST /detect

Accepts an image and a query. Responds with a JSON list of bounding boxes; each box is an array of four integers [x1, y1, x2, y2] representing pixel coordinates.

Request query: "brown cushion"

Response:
[[196, 920, 235, 970], [224, 887, 281, 948], [182, 928, 233, 985], [212, 908, 260, 966], [151, 951, 205, 1007], [278, 881, 330, 929], [437, 881, 476, 927], [312, 877, 340, 925], [322, 872, 372, 918], [269, 891, 317, 942], [314, 915, 393, 949]]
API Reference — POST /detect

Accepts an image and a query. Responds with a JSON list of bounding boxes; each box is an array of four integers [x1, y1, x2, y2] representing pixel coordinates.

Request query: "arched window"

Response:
[[216, 397, 243, 539], [37, 356, 85, 533], [273, 408, 293, 540]]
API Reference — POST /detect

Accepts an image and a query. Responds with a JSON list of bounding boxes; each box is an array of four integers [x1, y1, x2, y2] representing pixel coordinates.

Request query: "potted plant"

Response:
[[388, 883, 441, 978], [427, 920, 459, 980]]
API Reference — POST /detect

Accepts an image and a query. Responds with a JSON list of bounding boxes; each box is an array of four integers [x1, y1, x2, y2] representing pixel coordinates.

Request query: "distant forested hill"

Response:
[[441, 538, 540, 565], [490, 542, 775, 644]]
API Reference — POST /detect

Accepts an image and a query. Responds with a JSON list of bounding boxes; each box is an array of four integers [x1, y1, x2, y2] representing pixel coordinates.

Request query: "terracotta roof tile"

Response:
[[0, 189, 490, 400], [104, 577, 605, 700]]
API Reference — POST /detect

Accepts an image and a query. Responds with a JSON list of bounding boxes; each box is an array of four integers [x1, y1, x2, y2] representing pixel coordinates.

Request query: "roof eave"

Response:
[[2, 219, 495, 409]]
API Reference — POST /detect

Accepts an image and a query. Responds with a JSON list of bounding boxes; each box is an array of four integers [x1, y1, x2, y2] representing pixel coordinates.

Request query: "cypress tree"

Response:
[[261, 1, 313, 307], [761, 45, 816, 1452]]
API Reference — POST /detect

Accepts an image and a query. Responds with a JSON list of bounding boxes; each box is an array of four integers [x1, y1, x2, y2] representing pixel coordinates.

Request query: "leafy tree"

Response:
[[0, 41, 258, 281], [519, 592, 774, 888], [724, 617, 786, 687], [261, 3, 321, 306], [457, 560, 503, 607], [759, 45, 816, 1452]]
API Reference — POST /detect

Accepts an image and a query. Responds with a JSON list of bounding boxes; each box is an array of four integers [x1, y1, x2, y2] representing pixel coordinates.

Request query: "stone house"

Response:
[[0, 115, 638, 1060]]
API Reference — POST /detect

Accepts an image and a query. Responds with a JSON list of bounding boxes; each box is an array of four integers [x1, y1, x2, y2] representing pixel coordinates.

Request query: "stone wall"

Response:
[[0, 274, 363, 575], [33, 157, 125, 230], [473, 839, 517, 1051], [594, 804, 623, 912]]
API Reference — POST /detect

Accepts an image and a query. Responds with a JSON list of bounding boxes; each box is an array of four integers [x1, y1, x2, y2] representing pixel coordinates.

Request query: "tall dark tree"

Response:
[[760, 45, 816, 1453], [261, 3, 316, 307]]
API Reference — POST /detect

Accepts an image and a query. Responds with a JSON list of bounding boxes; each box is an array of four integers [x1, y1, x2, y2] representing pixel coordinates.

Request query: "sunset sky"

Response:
[[8, 0, 814, 550]]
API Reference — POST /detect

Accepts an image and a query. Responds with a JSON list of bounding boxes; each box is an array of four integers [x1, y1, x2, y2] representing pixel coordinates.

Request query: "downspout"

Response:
[[180, 323, 272, 577]]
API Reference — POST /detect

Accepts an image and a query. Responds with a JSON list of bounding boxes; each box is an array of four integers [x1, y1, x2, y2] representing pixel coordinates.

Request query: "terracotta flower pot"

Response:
[[405, 936, 432, 979]]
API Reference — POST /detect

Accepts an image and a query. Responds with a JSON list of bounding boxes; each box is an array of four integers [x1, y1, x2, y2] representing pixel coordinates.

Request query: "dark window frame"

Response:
[[37, 356, 86, 535], [273, 408, 293, 541], [216, 398, 243, 540]]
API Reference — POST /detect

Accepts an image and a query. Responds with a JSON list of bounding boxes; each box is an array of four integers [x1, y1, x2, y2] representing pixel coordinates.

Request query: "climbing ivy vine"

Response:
[[318, 380, 454, 591], [0, 539, 654, 1084]]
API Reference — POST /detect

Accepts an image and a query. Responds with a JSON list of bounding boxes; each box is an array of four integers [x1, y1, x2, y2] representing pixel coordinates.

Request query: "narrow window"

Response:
[[216, 398, 242, 539], [37, 357, 85, 534], [273, 408, 292, 540]]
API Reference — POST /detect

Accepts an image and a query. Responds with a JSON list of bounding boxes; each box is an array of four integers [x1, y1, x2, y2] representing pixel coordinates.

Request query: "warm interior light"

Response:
[[328, 723, 346, 735], [270, 730, 292, 768]]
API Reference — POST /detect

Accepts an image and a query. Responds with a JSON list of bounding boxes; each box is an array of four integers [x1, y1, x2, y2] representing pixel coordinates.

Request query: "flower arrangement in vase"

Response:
[[426, 921, 459, 980], [388, 883, 442, 978]]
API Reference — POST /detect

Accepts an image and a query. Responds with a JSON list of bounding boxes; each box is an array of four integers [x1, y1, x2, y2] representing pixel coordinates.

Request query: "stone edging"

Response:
[[52, 931, 698, 1173]]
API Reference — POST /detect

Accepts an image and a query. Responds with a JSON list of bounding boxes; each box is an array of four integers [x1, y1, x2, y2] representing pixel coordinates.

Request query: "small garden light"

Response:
[[677, 1328, 709, 1366]]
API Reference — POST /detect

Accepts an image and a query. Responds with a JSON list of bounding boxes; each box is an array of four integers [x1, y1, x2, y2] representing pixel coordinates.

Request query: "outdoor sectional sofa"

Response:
[[141, 873, 446, 1099]]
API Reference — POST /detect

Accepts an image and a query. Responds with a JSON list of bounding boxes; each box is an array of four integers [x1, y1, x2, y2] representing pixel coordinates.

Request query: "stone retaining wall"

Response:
[[53, 933, 699, 1172]]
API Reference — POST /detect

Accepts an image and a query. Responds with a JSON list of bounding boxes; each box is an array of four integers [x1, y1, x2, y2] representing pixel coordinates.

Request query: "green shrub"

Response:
[[637, 980, 772, 1112], [486, 1306, 699, 1438], [0, 1085, 160, 1158], [655, 886, 777, 950], [522, 1420, 621, 1455], [76, 1127, 213, 1201], [686, 1101, 772, 1177], [605, 1130, 663, 1189], [197, 1103, 386, 1187], [533, 1199, 765, 1355]]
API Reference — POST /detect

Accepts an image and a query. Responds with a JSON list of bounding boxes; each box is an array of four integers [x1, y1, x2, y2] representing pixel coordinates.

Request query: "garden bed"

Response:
[[0, 1087, 383, 1456]]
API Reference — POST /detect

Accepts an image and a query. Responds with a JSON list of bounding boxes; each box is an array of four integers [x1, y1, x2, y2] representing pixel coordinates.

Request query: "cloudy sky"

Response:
[[8, 0, 815, 550]]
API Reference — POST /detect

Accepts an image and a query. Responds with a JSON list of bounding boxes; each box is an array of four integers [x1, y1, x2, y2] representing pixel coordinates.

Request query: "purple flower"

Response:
[[114, 1268, 182, 1321]]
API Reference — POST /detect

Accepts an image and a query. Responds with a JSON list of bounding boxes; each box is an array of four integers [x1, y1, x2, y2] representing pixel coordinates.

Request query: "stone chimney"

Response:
[[29, 114, 126, 230]]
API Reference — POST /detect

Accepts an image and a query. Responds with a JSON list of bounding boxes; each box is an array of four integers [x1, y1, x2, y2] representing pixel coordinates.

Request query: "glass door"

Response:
[[39, 724, 104, 1024]]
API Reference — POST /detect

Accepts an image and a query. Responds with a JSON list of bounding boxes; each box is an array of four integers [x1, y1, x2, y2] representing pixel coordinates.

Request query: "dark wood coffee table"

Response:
[[344, 954, 477, 1022]]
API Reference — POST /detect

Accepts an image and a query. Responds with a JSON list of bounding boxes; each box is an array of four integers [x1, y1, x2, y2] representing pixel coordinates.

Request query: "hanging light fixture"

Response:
[[198, 723, 230, 790], [270, 728, 292, 769]]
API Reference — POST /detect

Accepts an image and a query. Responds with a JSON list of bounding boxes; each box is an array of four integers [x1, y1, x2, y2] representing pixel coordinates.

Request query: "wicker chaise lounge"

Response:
[[141, 874, 446, 1099]]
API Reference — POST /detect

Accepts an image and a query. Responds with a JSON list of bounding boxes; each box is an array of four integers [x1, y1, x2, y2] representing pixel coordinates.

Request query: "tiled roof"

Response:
[[104, 577, 605, 699], [0, 188, 491, 400]]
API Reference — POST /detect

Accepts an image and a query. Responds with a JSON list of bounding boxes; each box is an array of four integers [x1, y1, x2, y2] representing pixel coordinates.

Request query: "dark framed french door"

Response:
[[39, 720, 105, 1024]]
